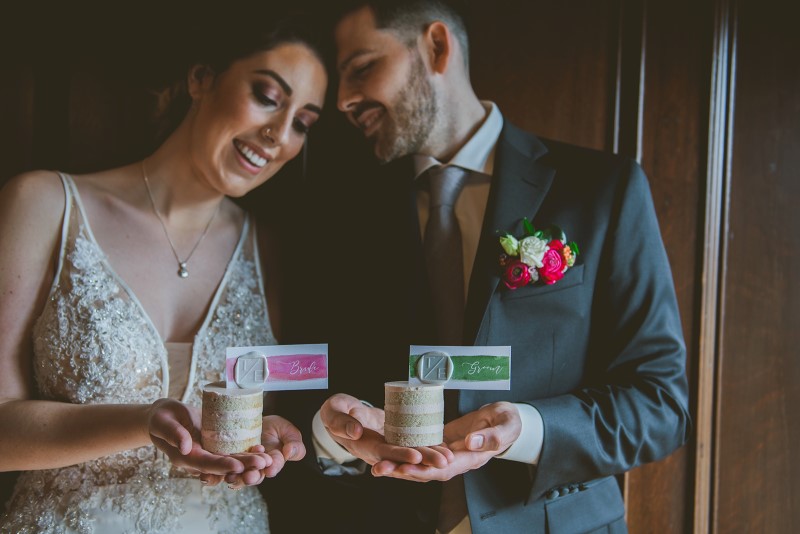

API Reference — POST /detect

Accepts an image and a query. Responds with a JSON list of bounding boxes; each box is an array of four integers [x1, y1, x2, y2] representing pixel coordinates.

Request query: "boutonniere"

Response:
[[498, 218, 580, 288]]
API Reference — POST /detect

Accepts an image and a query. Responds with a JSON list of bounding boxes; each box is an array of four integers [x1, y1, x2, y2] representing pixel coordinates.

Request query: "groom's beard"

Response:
[[373, 51, 438, 163]]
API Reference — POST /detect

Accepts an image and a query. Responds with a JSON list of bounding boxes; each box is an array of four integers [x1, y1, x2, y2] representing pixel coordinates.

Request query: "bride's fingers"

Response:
[[200, 473, 225, 486], [229, 451, 271, 472], [262, 449, 287, 478], [149, 415, 193, 455]]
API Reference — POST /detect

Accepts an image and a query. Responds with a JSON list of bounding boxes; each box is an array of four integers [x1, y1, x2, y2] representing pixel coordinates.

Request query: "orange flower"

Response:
[[561, 245, 575, 267]]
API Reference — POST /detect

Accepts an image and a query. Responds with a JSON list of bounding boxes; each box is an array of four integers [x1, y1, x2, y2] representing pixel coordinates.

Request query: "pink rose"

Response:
[[538, 248, 565, 285], [503, 259, 532, 289]]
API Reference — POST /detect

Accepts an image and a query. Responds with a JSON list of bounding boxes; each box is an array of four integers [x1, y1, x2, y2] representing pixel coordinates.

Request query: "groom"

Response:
[[269, 1, 690, 533]]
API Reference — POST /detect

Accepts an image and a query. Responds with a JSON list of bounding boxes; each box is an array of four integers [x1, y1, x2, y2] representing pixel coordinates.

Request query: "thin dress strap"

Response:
[[45, 172, 76, 297]]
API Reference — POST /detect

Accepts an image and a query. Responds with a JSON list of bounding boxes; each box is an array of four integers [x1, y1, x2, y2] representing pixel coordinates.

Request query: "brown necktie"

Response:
[[424, 165, 467, 346], [423, 165, 469, 533]]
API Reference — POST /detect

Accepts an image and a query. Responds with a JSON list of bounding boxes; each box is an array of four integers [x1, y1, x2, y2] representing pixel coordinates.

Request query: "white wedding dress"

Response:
[[1, 174, 275, 533]]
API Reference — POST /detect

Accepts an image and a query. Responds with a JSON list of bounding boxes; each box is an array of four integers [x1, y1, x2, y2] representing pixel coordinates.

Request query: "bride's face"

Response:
[[187, 42, 327, 197]]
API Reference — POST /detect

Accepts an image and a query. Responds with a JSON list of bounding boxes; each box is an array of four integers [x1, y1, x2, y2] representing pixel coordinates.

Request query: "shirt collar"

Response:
[[413, 101, 503, 179]]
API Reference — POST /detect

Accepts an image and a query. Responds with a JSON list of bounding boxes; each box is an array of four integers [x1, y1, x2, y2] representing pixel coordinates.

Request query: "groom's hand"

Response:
[[320, 393, 452, 468], [372, 401, 521, 481]]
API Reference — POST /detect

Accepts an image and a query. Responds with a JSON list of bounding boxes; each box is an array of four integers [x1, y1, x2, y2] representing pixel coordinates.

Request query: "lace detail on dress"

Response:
[[1, 174, 274, 533]]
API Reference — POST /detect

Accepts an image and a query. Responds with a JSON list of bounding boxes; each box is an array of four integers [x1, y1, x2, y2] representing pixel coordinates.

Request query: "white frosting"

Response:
[[384, 423, 444, 435]]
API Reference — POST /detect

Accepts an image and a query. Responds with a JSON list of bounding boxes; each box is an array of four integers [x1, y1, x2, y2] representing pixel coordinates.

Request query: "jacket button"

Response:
[[559, 487, 570, 497], [546, 490, 559, 500]]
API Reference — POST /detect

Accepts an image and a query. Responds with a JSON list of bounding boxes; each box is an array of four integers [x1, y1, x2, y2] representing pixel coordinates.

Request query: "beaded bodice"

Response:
[[1, 174, 275, 533]]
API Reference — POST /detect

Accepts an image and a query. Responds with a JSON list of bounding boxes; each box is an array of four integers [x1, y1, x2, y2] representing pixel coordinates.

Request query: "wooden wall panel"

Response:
[[626, 1, 712, 532], [466, 1, 615, 151], [717, 0, 800, 531]]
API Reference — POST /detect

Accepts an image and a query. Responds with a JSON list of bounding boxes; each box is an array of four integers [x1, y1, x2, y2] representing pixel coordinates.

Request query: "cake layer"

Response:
[[201, 382, 263, 454], [385, 389, 442, 406], [202, 422, 261, 437], [202, 435, 261, 455], [202, 393, 262, 411], [385, 411, 444, 427], [202, 407, 263, 426], [384, 429, 443, 448], [201, 427, 262, 442], [384, 381, 444, 447]]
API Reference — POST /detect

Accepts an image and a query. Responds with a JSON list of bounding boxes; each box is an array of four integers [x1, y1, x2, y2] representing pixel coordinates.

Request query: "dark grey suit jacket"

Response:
[[455, 122, 690, 533], [267, 121, 690, 534]]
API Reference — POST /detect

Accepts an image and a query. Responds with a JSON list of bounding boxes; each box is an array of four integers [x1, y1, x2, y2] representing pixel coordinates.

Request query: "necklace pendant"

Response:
[[178, 263, 189, 278]]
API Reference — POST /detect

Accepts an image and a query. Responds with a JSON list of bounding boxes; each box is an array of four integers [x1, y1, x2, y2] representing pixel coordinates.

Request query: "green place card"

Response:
[[408, 345, 511, 390]]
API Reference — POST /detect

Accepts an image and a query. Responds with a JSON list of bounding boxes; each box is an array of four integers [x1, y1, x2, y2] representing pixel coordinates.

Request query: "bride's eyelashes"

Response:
[[252, 83, 280, 108]]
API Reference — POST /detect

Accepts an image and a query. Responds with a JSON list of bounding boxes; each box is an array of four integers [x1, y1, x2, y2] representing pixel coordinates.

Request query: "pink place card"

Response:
[[225, 344, 328, 391]]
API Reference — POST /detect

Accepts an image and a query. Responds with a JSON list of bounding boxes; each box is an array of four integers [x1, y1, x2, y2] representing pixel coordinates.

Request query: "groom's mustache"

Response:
[[351, 102, 383, 122]]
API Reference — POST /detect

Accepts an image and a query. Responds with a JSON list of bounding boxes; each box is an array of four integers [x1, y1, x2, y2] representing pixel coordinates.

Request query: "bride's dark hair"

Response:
[[153, 10, 330, 142]]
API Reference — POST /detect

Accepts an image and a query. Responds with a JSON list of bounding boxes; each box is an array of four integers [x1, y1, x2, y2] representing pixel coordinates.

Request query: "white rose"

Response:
[[519, 235, 549, 268]]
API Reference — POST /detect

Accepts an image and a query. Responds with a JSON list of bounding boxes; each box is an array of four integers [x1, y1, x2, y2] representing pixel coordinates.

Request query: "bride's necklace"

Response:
[[141, 161, 220, 279]]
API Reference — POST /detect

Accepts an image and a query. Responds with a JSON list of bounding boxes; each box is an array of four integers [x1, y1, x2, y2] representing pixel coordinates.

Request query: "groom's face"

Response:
[[335, 6, 437, 162]]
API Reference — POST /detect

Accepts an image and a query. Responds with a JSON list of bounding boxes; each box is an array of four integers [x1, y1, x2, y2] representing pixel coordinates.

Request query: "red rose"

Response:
[[548, 239, 564, 251], [538, 248, 565, 285], [503, 259, 532, 289]]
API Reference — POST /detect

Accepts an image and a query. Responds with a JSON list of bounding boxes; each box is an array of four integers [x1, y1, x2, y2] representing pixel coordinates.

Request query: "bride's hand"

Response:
[[201, 415, 306, 488], [147, 398, 266, 476]]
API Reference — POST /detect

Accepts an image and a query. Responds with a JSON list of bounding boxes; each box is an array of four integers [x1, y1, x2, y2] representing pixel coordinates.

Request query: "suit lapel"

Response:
[[464, 124, 555, 344]]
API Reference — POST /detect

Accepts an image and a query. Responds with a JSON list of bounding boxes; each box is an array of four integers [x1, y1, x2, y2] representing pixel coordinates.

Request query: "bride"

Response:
[[0, 13, 327, 533]]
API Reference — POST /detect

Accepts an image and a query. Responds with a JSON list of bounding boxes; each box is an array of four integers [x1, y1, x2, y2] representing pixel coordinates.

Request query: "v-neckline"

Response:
[[62, 173, 250, 402]]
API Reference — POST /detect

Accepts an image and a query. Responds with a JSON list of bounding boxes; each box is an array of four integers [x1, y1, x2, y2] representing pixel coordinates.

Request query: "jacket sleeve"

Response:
[[526, 159, 691, 499]]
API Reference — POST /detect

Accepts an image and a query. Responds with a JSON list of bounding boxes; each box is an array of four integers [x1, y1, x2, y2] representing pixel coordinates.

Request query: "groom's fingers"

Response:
[[342, 429, 424, 465], [371, 460, 399, 476], [416, 445, 452, 468], [464, 403, 521, 453], [321, 394, 366, 440], [323, 410, 364, 440]]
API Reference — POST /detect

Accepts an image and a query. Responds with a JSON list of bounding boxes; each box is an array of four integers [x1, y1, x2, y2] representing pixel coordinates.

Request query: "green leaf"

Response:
[[522, 217, 536, 236], [569, 241, 580, 255]]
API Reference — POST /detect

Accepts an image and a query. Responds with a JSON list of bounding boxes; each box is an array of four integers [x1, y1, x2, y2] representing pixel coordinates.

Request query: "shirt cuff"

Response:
[[311, 408, 359, 465], [495, 403, 544, 465]]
